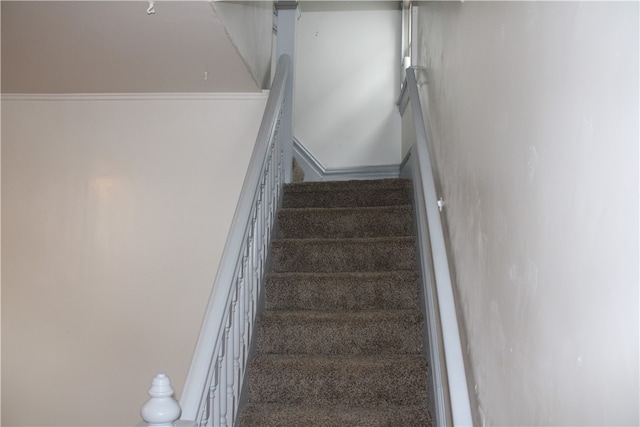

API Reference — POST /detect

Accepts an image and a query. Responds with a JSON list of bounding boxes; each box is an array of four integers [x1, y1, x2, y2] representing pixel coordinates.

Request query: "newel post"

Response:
[[140, 374, 195, 427], [276, 1, 299, 183]]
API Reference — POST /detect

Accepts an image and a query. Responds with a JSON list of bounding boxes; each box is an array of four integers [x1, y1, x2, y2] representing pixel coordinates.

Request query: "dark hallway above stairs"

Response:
[[239, 178, 433, 426]]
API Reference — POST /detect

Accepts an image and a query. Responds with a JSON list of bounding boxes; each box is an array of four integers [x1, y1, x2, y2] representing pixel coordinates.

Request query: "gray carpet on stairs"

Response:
[[240, 178, 432, 426]]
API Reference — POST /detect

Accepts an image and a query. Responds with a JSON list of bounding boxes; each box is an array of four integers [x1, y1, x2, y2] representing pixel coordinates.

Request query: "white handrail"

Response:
[[174, 54, 291, 426], [398, 66, 474, 426]]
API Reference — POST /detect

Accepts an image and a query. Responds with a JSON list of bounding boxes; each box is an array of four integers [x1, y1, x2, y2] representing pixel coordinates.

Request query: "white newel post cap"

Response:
[[140, 373, 182, 427]]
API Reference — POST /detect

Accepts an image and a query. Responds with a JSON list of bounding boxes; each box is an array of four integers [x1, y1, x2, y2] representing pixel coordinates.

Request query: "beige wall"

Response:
[[1, 94, 267, 426], [295, 3, 402, 169], [1, 2, 261, 94], [414, 1, 638, 425]]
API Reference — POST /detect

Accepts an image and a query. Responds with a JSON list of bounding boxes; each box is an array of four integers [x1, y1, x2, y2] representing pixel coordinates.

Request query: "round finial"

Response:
[[140, 374, 182, 426]]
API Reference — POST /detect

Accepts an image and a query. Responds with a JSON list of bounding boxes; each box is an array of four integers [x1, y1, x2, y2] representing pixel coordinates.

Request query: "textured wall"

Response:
[[414, 2, 638, 425], [1, 94, 267, 426]]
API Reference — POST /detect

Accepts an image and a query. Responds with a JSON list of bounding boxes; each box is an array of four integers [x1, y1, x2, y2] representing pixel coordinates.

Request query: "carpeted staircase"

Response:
[[239, 178, 432, 426]]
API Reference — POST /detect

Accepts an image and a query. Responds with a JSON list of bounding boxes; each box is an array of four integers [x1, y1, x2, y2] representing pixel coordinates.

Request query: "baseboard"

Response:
[[293, 138, 400, 182], [293, 138, 325, 181]]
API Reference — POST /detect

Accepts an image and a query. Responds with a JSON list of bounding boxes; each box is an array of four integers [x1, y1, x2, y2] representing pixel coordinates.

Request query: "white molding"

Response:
[[293, 138, 324, 181], [275, 2, 298, 183], [0, 92, 270, 102], [293, 137, 400, 182], [322, 164, 400, 181]]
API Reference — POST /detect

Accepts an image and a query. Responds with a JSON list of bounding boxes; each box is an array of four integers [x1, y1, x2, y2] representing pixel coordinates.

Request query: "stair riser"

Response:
[[272, 238, 416, 273], [278, 207, 412, 239], [266, 273, 420, 311], [257, 312, 423, 355], [248, 356, 428, 406]]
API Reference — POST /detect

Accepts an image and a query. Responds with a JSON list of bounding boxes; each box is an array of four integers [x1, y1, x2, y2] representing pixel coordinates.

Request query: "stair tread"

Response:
[[272, 236, 416, 273], [267, 270, 418, 279], [268, 270, 418, 278], [273, 235, 414, 243], [261, 307, 421, 314], [266, 271, 420, 311], [250, 353, 427, 365], [278, 205, 413, 238], [259, 309, 422, 319], [283, 179, 412, 209], [279, 204, 412, 212], [248, 354, 428, 406], [257, 310, 423, 355], [240, 403, 431, 427]]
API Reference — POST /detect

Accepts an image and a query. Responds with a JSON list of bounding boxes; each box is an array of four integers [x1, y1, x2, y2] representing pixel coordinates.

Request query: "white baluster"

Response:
[[207, 383, 215, 427], [247, 221, 257, 345], [238, 252, 248, 374], [140, 374, 181, 427], [233, 286, 242, 396], [208, 362, 219, 427], [242, 281, 250, 371], [227, 296, 237, 422], [218, 341, 227, 426]]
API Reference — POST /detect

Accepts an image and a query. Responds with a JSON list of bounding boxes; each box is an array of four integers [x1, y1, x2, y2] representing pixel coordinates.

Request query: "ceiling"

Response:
[[1, 1, 261, 93]]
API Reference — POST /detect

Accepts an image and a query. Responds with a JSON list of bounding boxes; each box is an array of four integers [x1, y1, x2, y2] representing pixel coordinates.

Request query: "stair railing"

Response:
[[397, 66, 474, 426], [140, 54, 292, 427]]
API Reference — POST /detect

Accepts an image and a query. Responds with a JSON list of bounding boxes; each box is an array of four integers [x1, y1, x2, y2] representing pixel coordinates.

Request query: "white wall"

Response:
[[414, 2, 638, 425], [295, 3, 402, 169], [1, 93, 267, 426], [212, 1, 274, 89]]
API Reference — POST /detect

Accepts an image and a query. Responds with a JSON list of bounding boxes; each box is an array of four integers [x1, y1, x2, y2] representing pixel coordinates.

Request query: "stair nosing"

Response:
[[283, 178, 411, 192], [267, 270, 419, 278], [251, 353, 427, 363], [259, 309, 422, 316], [272, 235, 415, 244], [279, 204, 412, 213], [242, 403, 430, 410]]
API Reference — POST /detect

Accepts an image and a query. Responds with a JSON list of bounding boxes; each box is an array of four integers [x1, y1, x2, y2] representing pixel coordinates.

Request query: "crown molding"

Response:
[[0, 92, 270, 102]]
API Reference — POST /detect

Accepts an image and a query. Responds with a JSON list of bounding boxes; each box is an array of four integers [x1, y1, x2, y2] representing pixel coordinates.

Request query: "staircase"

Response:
[[239, 178, 432, 426]]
